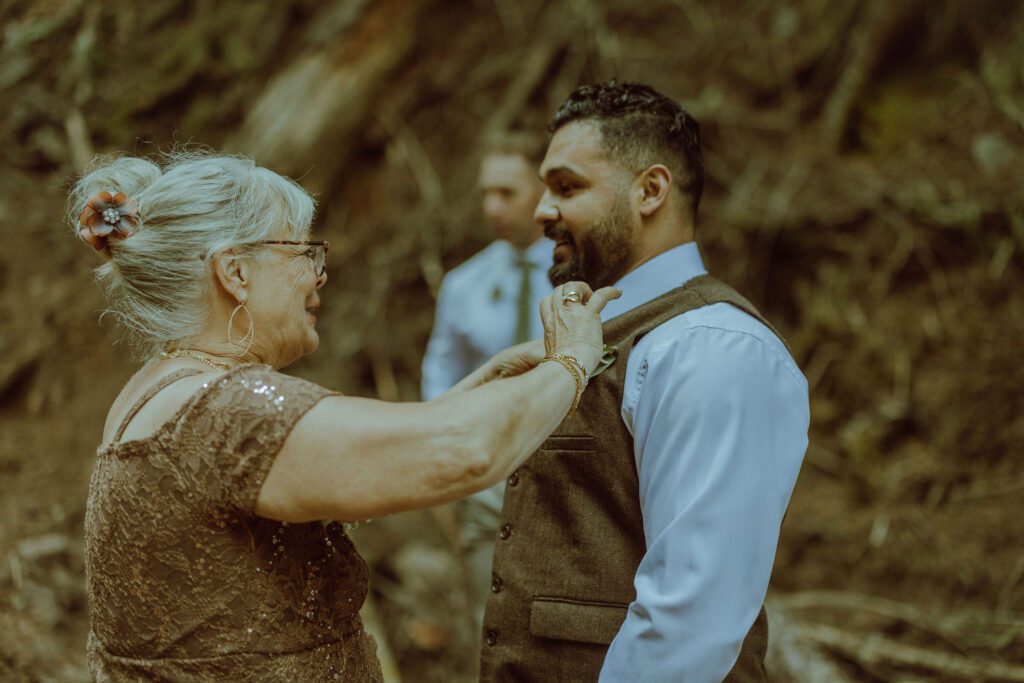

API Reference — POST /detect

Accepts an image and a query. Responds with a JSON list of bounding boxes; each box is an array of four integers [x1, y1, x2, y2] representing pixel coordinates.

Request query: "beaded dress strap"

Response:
[[112, 369, 206, 443]]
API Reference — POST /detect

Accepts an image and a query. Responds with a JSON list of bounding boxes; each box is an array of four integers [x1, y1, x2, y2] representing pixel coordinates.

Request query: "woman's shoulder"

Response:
[[209, 363, 332, 394], [104, 364, 335, 449], [187, 363, 338, 417], [103, 366, 214, 447]]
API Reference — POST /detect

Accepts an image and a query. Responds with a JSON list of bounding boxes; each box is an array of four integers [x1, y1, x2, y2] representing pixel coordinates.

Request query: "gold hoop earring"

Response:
[[227, 302, 255, 357]]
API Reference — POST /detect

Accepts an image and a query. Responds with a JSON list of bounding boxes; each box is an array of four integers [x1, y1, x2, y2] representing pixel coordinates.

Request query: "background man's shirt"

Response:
[[421, 238, 552, 400]]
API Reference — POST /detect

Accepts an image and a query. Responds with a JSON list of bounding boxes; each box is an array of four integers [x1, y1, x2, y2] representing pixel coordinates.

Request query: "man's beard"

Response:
[[547, 194, 635, 289]]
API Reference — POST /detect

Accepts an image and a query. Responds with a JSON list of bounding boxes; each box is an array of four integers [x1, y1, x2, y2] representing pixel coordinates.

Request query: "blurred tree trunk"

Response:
[[229, 0, 423, 191]]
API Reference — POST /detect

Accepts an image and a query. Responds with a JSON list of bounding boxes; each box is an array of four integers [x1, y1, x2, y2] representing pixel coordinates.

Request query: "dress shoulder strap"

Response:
[[111, 368, 206, 443]]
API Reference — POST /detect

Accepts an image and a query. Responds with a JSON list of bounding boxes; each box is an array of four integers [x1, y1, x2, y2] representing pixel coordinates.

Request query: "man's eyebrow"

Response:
[[539, 165, 581, 182]]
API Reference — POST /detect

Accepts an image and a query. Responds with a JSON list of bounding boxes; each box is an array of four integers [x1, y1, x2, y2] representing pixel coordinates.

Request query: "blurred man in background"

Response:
[[481, 82, 809, 682], [420, 129, 552, 637]]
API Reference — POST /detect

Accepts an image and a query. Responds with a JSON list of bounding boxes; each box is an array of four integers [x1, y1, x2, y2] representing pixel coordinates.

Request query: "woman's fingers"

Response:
[[555, 281, 621, 315], [539, 294, 555, 354], [556, 281, 591, 305], [535, 281, 611, 372], [540, 293, 553, 324], [585, 286, 622, 314]]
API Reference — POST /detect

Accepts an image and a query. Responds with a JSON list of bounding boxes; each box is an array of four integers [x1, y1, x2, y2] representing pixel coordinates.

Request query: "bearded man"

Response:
[[480, 82, 809, 682]]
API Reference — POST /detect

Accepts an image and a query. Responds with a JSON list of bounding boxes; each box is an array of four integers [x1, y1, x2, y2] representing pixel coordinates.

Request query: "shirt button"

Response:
[[486, 630, 498, 646], [508, 471, 519, 487], [491, 576, 502, 593], [499, 524, 511, 540]]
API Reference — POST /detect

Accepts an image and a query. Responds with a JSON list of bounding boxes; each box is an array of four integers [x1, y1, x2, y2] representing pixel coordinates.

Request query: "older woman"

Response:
[[71, 152, 616, 681]]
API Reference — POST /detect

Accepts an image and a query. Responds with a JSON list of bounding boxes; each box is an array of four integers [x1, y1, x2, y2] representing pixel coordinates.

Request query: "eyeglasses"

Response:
[[257, 240, 329, 278]]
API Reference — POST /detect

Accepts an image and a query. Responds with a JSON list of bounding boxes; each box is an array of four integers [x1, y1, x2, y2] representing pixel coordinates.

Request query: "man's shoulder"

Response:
[[637, 302, 802, 382], [658, 300, 775, 340]]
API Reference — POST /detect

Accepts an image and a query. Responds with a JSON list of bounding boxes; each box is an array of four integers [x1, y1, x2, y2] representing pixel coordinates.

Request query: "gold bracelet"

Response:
[[542, 354, 587, 416], [548, 353, 589, 387]]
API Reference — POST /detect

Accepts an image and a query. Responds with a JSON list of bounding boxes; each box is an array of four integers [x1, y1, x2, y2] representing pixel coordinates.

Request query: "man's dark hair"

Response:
[[551, 81, 704, 219]]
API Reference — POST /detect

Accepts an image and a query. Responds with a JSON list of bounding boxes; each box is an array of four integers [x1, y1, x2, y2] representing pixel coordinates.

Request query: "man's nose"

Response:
[[534, 192, 558, 226], [483, 194, 503, 219]]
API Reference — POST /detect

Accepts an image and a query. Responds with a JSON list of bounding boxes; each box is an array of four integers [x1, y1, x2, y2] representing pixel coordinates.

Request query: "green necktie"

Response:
[[515, 253, 533, 344]]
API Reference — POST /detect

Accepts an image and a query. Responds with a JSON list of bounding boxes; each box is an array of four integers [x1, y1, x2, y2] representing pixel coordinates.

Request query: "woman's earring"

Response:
[[228, 302, 255, 357]]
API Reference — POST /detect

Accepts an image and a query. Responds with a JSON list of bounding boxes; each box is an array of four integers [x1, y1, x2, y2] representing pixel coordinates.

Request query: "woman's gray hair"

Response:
[[67, 151, 315, 359]]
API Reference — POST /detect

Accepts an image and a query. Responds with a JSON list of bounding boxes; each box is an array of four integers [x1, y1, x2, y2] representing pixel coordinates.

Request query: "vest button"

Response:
[[499, 524, 511, 539], [486, 629, 498, 646], [491, 576, 502, 593], [508, 471, 519, 487]]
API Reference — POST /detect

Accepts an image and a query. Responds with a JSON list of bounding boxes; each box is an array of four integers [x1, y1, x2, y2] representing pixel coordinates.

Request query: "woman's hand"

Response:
[[541, 281, 621, 374], [444, 339, 546, 395], [489, 339, 546, 379]]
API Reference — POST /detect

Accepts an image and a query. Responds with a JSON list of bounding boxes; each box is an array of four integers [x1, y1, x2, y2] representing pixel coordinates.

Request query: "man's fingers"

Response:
[[586, 286, 622, 314]]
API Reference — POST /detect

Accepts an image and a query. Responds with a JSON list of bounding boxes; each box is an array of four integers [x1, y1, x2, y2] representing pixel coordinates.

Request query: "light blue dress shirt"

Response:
[[597, 242, 809, 682], [421, 238, 554, 400]]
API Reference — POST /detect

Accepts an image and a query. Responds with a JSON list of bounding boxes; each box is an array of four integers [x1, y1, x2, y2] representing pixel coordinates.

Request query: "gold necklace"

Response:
[[159, 349, 237, 371]]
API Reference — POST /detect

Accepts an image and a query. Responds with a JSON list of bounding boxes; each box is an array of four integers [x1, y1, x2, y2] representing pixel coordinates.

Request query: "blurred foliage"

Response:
[[1, 0, 1022, 680]]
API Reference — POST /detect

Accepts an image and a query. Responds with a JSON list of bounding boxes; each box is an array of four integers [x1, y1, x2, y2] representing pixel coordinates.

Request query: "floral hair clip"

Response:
[[78, 191, 140, 253]]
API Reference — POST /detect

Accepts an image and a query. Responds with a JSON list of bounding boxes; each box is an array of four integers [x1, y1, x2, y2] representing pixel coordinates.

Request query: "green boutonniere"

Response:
[[590, 345, 618, 378]]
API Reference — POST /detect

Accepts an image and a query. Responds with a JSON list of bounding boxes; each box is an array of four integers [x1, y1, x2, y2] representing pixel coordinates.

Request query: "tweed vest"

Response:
[[480, 275, 780, 682]]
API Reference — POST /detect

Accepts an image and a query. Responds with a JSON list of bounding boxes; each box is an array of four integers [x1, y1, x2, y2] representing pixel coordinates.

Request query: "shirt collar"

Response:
[[599, 242, 707, 321]]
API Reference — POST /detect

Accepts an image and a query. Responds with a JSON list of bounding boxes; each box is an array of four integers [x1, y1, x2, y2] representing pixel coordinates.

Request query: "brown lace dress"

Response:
[[84, 364, 383, 681]]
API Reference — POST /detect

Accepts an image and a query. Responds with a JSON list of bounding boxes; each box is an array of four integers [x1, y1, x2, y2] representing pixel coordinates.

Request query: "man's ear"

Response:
[[637, 165, 672, 217], [211, 251, 250, 304]]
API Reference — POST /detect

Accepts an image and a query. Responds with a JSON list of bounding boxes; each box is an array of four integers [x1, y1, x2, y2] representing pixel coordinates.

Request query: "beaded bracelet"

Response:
[[542, 353, 590, 416]]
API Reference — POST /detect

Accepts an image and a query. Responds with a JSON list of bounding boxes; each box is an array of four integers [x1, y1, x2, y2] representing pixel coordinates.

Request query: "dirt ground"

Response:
[[1, 0, 1022, 681]]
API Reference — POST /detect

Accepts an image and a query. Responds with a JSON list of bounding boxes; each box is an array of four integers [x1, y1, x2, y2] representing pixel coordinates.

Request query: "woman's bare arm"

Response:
[[255, 361, 574, 522], [255, 282, 618, 523]]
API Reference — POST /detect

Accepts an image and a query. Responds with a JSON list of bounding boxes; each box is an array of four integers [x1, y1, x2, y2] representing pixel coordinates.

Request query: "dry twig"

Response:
[[774, 590, 1024, 656]]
